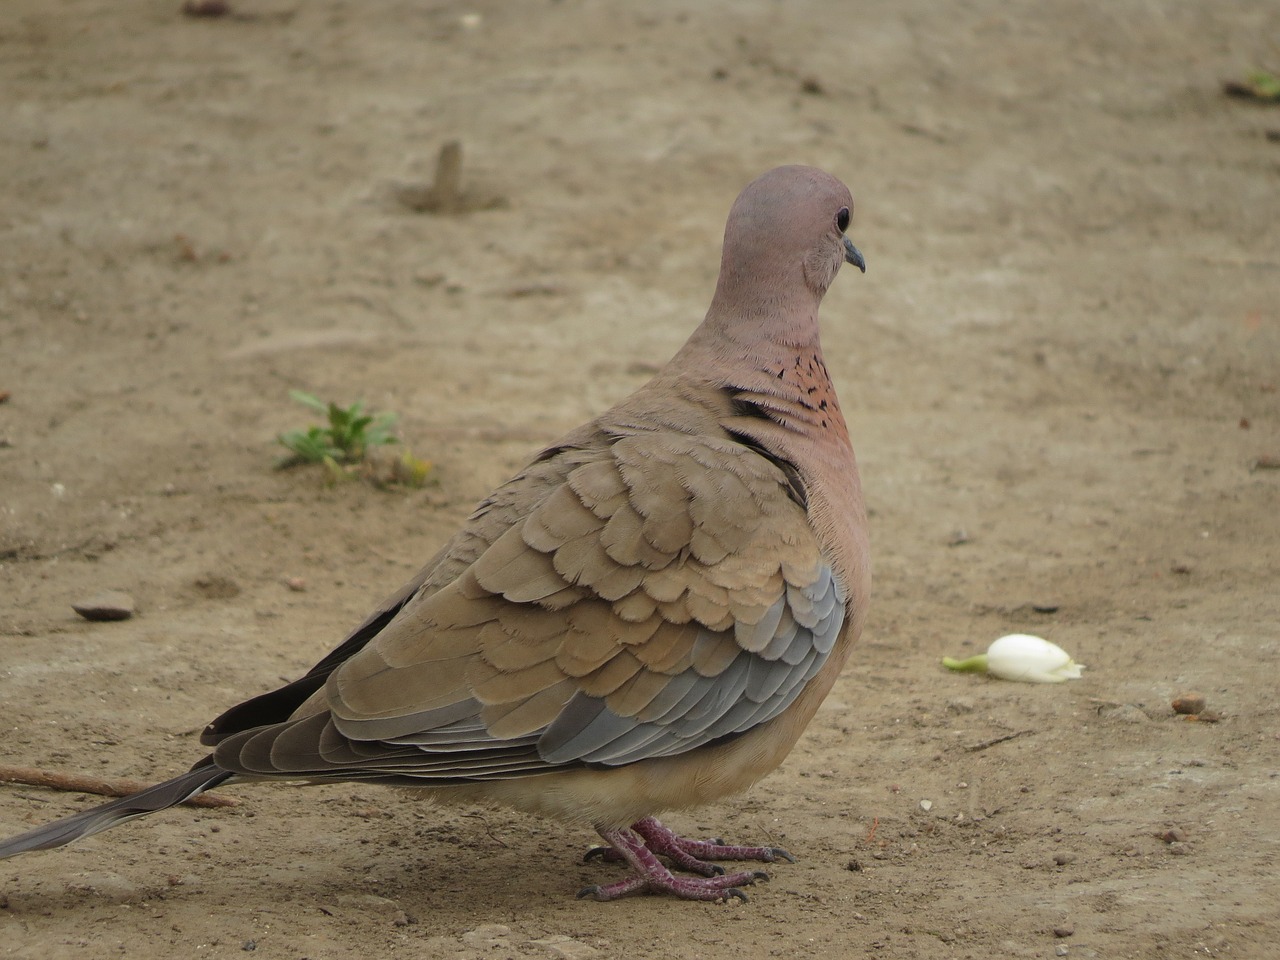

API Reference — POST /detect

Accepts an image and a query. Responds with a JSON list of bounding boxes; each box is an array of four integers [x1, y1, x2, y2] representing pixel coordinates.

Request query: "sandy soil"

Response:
[[2, 1, 1278, 958]]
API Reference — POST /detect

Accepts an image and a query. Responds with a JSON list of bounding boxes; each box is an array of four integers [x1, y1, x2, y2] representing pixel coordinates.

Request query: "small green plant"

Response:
[[277, 391, 432, 487], [1247, 69, 1280, 101]]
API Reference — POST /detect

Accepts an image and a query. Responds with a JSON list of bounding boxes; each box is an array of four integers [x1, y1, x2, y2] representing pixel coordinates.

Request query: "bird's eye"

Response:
[[836, 207, 850, 233]]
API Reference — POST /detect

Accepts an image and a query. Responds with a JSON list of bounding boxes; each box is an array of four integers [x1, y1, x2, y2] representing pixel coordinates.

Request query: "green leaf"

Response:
[[1248, 69, 1280, 100], [288, 390, 330, 414]]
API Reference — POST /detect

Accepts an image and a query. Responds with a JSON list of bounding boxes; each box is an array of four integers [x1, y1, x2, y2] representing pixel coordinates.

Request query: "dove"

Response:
[[0, 164, 869, 902]]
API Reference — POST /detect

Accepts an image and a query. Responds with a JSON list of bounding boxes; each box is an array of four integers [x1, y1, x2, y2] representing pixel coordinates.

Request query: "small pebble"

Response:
[[241, 941, 256, 952], [1168, 842, 1191, 856], [1250, 454, 1280, 471], [72, 590, 136, 622], [1186, 710, 1222, 723], [845, 859, 863, 872], [1056, 946, 1069, 957], [1053, 925, 1075, 938], [1172, 692, 1206, 715], [283, 576, 307, 592], [1053, 853, 1074, 866], [1098, 703, 1149, 724], [1158, 828, 1187, 843], [919, 799, 933, 812]]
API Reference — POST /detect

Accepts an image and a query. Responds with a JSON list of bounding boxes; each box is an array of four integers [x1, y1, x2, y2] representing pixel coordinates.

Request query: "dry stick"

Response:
[[864, 816, 879, 845], [964, 730, 1035, 753], [0, 765, 239, 808]]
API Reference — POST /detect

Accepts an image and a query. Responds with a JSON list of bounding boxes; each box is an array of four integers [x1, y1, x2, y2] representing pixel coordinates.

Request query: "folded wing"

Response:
[[212, 431, 845, 784]]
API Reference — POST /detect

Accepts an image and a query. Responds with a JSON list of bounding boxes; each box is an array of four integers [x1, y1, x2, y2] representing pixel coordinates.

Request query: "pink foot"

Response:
[[579, 818, 792, 902], [585, 816, 795, 877]]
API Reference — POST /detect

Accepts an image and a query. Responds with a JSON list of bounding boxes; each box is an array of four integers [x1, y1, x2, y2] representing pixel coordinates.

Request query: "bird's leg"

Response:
[[577, 824, 768, 902], [584, 816, 795, 877]]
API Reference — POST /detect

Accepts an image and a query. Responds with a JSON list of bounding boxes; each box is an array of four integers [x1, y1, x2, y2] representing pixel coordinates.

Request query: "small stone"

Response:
[[1053, 925, 1075, 938], [1168, 842, 1191, 856], [1158, 828, 1187, 843], [283, 576, 307, 592], [1172, 693, 1207, 715], [1250, 454, 1280, 471], [241, 941, 257, 953], [72, 590, 136, 622], [1187, 710, 1222, 723], [1098, 703, 1149, 724], [919, 799, 933, 812], [845, 859, 863, 872], [1056, 946, 1069, 957], [1052, 853, 1074, 866]]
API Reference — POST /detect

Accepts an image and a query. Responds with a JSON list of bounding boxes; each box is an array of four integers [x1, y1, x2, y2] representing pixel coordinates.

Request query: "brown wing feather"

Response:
[[213, 427, 841, 782]]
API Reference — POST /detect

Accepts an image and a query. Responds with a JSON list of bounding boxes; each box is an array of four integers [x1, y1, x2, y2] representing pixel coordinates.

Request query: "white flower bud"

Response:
[[985, 634, 1084, 683], [943, 634, 1085, 683]]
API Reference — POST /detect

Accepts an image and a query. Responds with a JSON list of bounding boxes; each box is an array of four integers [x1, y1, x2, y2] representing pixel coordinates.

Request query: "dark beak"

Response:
[[843, 235, 866, 274]]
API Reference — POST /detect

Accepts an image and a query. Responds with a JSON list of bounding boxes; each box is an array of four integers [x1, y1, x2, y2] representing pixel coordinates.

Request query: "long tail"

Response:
[[0, 762, 233, 859]]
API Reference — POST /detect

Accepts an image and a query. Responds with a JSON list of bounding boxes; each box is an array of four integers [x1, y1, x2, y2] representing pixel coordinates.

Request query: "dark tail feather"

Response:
[[0, 764, 234, 859]]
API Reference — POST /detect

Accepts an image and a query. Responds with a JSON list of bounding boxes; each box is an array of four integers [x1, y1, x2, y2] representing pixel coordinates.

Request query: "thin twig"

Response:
[[964, 730, 1035, 753], [0, 765, 239, 808]]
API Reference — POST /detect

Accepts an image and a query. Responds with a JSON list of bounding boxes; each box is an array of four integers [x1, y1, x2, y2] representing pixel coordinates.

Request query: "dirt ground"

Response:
[[2, 1, 1278, 957]]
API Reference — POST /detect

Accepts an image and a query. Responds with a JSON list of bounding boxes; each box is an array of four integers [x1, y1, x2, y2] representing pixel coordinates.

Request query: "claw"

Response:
[[769, 847, 798, 864], [751, 870, 771, 882], [724, 888, 749, 903], [583, 846, 612, 863], [576, 885, 604, 900]]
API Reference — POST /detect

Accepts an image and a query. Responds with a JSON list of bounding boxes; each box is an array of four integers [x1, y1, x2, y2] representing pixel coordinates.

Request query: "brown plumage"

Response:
[[0, 165, 869, 902]]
